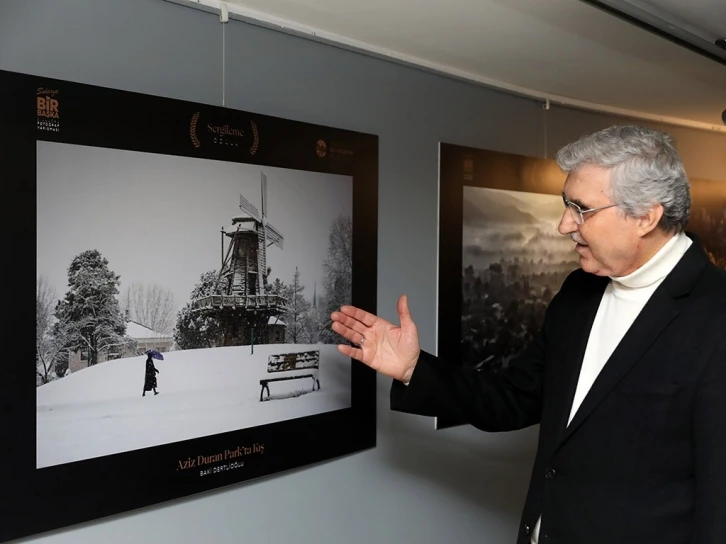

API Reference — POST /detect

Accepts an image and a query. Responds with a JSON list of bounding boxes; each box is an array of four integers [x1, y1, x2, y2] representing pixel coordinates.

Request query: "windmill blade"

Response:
[[256, 228, 270, 252], [239, 193, 260, 221], [261, 171, 268, 218], [258, 228, 267, 288], [265, 222, 284, 249]]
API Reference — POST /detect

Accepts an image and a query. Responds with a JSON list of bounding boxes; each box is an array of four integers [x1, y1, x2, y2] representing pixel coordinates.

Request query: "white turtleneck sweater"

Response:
[[531, 231, 692, 544]]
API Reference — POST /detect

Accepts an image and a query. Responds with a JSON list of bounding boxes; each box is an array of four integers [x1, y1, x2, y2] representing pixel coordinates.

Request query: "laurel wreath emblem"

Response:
[[250, 120, 259, 155], [190, 112, 201, 148], [190, 112, 257, 153]]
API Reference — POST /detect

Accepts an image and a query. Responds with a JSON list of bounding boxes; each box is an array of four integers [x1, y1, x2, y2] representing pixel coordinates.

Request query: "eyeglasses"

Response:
[[562, 195, 618, 225]]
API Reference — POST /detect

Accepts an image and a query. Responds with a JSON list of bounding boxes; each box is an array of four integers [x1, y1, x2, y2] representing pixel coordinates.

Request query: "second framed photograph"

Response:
[[436, 141, 725, 430]]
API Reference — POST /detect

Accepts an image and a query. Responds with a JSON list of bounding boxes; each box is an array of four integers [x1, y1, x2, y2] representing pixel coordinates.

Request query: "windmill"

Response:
[[235, 171, 284, 294], [191, 170, 288, 346], [211, 170, 284, 298]]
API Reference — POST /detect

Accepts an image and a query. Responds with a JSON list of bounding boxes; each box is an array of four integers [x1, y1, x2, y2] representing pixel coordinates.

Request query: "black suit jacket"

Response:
[[391, 234, 726, 544]]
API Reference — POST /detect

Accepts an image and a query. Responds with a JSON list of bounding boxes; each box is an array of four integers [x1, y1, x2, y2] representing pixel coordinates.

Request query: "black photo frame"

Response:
[[0, 69, 378, 543], [436, 143, 569, 429]]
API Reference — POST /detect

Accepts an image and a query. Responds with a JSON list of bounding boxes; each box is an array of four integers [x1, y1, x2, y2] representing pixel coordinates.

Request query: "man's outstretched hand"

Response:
[[330, 294, 420, 384]]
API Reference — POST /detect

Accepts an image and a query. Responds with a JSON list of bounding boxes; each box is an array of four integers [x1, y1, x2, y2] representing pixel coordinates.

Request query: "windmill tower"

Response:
[[191, 171, 288, 346], [217, 171, 284, 297]]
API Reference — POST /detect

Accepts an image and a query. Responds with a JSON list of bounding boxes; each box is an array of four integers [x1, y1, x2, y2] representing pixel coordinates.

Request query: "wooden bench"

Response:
[[259, 350, 320, 401]]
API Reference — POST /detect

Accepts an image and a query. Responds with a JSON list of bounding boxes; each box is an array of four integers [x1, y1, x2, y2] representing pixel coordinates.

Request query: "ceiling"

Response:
[[591, 0, 726, 58], [169, 0, 726, 132]]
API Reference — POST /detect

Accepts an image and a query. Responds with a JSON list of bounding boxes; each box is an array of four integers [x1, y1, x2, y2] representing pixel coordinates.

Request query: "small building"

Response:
[[264, 315, 286, 344], [67, 320, 174, 373], [124, 320, 174, 355]]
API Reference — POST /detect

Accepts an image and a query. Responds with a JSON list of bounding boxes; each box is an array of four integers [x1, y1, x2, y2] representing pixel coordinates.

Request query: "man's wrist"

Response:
[[400, 353, 420, 385]]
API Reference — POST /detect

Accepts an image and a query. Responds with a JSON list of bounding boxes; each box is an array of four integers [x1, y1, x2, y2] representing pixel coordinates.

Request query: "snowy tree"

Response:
[[283, 267, 312, 344], [305, 282, 322, 343], [265, 277, 287, 297], [318, 214, 353, 343], [36, 275, 71, 384], [174, 270, 222, 349], [120, 282, 177, 334], [54, 250, 131, 366]]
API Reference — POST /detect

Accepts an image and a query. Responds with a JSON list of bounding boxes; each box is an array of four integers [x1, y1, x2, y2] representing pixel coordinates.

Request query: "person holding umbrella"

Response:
[[142, 349, 163, 397]]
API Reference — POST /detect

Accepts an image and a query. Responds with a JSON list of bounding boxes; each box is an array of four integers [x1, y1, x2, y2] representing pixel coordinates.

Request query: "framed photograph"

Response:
[[435, 142, 725, 430], [0, 69, 378, 542]]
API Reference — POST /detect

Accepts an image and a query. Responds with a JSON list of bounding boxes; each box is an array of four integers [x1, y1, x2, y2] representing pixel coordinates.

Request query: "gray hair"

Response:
[[556, 125, 691, 233]]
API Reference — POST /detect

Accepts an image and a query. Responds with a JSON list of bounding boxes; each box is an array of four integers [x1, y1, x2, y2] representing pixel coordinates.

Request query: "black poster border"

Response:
[[0, 69, 378, 543], [435, 142, 567, 429]]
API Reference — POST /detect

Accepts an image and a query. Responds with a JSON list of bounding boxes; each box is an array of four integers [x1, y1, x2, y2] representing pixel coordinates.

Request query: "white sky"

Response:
[[36, 140, 352, 310]]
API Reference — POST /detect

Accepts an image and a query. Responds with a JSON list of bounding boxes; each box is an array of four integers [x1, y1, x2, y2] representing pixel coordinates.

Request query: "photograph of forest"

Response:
[[460, 186, 579, 373]]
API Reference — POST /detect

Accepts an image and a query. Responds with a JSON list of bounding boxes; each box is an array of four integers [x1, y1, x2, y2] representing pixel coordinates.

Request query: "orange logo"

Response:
[[316, 139, 327, 158], [37, 87, 60, 132]]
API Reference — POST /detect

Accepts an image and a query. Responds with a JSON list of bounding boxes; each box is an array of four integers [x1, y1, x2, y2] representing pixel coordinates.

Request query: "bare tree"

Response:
[[319, 214, 353, 343], [120, 282, 177, 334]]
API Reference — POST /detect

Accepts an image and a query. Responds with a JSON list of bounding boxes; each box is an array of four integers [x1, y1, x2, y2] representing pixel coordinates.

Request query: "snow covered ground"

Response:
[[36, 343, 351, 468]]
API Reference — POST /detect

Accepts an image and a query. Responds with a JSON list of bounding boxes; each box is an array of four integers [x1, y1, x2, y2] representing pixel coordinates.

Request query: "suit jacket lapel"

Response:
[[549, 274, 607, 447], [552, 232, 708, 452], [557, 289, 679, 446]]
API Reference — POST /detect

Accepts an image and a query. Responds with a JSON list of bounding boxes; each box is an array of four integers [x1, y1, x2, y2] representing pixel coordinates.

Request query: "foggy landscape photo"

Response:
[[460, 186, 579, 373], [35, 140, 354, 469]]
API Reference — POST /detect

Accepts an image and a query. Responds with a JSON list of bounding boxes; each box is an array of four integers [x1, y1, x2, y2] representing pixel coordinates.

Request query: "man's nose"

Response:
[[558, 208, 576, 235]]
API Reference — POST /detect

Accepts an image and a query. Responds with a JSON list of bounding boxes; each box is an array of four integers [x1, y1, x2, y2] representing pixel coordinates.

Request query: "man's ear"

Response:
[[637, 203, 664, 236]]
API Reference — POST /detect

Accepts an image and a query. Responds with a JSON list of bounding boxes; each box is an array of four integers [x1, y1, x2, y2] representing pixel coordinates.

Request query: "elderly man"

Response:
[[331, 125, 726, 544]]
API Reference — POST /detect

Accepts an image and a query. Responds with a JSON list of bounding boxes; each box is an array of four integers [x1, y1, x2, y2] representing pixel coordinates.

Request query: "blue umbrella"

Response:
[[146, 349, 164, 361]]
